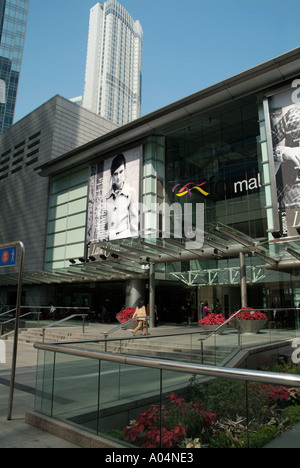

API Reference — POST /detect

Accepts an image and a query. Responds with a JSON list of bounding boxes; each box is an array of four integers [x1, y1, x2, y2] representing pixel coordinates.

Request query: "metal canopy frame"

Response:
[[0, 225, 299, 287]]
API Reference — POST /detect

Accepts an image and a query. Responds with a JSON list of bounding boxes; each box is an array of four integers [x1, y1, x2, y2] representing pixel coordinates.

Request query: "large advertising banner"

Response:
[[87, 146, 141, 243], [269, 87, 300, 237]]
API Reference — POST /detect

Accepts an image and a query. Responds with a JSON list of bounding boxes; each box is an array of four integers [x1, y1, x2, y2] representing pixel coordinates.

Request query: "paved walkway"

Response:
[[0, 324, 195, 448], [0, 340, 80, 448]]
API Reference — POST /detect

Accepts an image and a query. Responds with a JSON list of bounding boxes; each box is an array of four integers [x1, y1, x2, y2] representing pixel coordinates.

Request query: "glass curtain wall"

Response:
[[0, 0, 29, 131], [165, 97, 266, 238], [161, 96, 299, 316], [161, 97, 267, 316]]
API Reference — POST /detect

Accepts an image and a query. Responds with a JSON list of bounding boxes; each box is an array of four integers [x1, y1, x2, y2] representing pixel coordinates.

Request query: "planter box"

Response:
[[199, 324, 224, 334], [236, 319, 268, 334]]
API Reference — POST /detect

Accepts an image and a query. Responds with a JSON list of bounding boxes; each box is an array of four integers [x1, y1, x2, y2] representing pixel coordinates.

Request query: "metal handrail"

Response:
[[0, 306, 91, 339], [0, 311, 42, 335], [42, 314, 89, 342], [0, 309, 12, 318], [33, 341, 300, 388]]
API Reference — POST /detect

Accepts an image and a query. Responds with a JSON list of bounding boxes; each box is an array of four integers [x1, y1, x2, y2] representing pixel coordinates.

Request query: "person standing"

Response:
[[202, 301, 211, 317]]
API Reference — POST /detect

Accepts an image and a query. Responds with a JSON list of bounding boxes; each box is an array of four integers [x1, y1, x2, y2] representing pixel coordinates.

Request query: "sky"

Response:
[[14, 0, 300, 123]]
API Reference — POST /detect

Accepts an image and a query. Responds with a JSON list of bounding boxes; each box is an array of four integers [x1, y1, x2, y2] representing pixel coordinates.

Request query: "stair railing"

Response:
[[0, 306, 91, 340], [42, 314, 89, 343], [198, 307, 300, 365], [198, 308, 245, 365], [0, 310, 41, 337], [103, 316, 150, 338]]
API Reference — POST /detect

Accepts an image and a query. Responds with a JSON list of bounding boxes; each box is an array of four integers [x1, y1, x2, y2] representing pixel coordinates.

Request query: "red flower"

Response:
[[199, 313, 226, 325], [116, 307, 136, 323], [124, 393, 215, 448], [249, 383, 290, 403], [231, 307, 267, 321]]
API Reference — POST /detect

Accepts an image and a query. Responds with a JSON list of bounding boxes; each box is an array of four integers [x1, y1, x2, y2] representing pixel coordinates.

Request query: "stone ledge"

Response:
[[25, 411, 126, 449]]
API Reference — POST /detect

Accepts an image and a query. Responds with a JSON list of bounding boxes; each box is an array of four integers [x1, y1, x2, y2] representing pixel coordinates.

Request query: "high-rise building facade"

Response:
[[0, 0, 29, 132], [82, 1, 143, 126]]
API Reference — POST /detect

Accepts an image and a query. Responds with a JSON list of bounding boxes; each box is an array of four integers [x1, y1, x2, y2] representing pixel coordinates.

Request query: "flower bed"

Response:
[[199, 313, 226, 333], [116, 307, 136, 324], [199, 313, 226, 326], [121, 378, 300, 448], [230, 307, 268, 334], [232, 307, 268, 321], [124, 393, 216, 448]]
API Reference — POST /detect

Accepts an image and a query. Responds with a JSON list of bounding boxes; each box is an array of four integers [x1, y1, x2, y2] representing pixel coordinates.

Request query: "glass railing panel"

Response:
[[34, 349, 56, 417], [196, 326, 240, 366], [50, 353, 100, 434], [187, 374, 248, 448], [98, 361, 161, 446], [33, 343, 300, 449], [118, 333, 195, 362], [96, 360, 122, 438]]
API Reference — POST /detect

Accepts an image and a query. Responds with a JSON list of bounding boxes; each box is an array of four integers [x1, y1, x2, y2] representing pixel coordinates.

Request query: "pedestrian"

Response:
[[132, 301, 147, 336], [213, 299, 222, 314], [202, 301, 211, 317]]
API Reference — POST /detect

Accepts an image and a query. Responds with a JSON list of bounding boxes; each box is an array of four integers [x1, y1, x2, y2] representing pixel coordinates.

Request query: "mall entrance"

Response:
[[55, 281, 127, 324], [155, 281, 268, 324], [155, 282, 240, 323], [51, 271, 299, 326]]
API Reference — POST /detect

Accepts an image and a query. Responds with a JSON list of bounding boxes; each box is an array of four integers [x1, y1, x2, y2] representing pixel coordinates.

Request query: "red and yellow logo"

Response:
[[172, 182, 209, 198]]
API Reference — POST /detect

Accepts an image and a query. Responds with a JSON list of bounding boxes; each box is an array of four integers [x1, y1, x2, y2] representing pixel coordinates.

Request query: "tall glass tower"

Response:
[[0, 0, 29, 132], [82, 1, 143, 126]]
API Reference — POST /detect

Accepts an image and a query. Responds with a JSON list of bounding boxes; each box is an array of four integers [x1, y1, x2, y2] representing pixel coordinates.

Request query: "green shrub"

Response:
[[240, 426, 277, 448], [282, 406, 300, 426]]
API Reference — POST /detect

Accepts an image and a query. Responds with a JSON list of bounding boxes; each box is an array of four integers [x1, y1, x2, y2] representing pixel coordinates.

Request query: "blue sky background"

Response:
[[14, 0, 300, 123]]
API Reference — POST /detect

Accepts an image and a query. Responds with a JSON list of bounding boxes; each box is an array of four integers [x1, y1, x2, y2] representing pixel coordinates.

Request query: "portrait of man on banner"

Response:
[[87, 147, 141, 243], [269, 88, 300, 235]]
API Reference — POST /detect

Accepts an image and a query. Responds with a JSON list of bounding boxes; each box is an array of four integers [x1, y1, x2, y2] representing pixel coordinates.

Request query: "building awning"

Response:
[[0, 224, 299, 287], [0, 258, 149, 286], [91, 223, 293, 269]]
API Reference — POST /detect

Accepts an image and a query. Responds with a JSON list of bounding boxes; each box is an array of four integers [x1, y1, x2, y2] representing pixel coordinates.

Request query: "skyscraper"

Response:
[[0, 0, 29, 132], [82, 1, 143, 126]]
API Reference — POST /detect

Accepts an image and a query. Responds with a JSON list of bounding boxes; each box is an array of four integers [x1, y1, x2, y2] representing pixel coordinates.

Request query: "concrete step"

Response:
[[4, 327, 231, 366]]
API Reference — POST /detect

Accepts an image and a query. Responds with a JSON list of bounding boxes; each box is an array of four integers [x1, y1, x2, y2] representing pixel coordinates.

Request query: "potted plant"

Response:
[[199, 313, 226, 333], [116, 307, 136, 329], [231, 307, 268, 334]]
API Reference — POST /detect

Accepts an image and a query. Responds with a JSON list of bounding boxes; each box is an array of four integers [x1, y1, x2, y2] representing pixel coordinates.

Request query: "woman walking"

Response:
[[132, 301, 147, 336]]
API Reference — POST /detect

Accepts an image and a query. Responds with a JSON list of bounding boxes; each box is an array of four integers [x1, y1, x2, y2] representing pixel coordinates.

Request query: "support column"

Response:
[[239, 252, 247, 308], [125, 279, 144, 308], [149, 263, 155, 328]]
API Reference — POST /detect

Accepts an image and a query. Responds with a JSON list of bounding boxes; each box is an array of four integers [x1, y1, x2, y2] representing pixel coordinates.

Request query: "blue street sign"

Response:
[[0, 246, 17, 267]]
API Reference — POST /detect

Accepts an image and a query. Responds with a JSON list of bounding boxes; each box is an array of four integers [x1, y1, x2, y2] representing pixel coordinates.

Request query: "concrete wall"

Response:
[[0, 96, 118, 277]]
